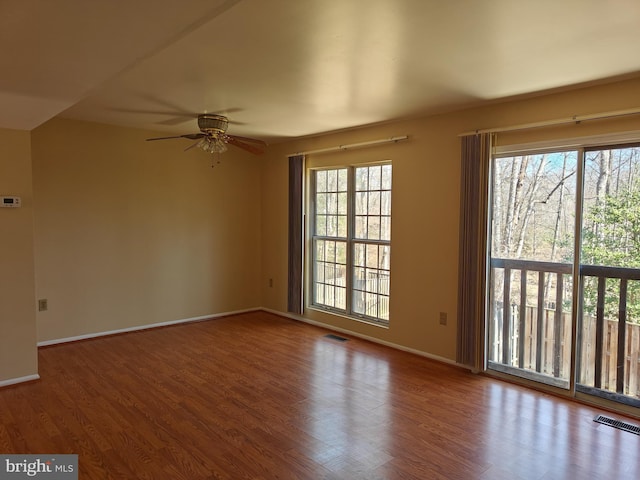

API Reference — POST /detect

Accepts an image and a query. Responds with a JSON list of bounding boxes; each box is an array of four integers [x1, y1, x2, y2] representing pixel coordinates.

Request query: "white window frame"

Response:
[[308, 162, 392, 326]]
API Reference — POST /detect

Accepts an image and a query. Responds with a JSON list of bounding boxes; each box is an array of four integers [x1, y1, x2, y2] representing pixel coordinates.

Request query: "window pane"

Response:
[[316, 215, 326, 236], [366, 293, 378, 317], [381, 217, 391, 241], [338, 215, 347, 238], [324, 285, 333, 304], [315, 262, 325, 282], [312, 237, 347, 311], [335, 264, 347, 286], [326, 215, 337, 236], [336, 287, 346, 309], [338, 169, 348, 191], [338, 192, 348, 214], [350, 242, 391, 321], [366, 268, 378, 293], [328, 264, 337, 285], [368, 191, 381, 215], [379, 271, 390, 295], [355, 216, 367, 239], [356, 168, 368, 191], [316, 193, 327, 214], [327, 193, 337, 214], [316, 240, 325, 260], [325, 241, 335, 262], [382, 165, 392, 190], [369, 166, 381, 190], [327, 170, 337, 191], [317, 170, 327, 192], [355, 192, 367, 215], [380, 245, 391, 269], [353, 166, 391, 245], [354, 244, 365, 267], [367, 216, 380, 240], [366, 244, 379, 267], [353, 289, 365, 314], [379, 296, 389, 320], [336, 242, 347, 264], [381, 191, 391, 215]]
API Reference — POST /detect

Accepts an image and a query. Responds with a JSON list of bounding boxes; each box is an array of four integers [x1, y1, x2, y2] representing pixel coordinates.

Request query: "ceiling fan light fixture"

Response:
[[197, 136, 227, 154]]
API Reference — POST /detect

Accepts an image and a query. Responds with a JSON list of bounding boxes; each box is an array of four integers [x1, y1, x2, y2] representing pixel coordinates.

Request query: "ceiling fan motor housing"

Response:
[[198, 114, 229, 134]]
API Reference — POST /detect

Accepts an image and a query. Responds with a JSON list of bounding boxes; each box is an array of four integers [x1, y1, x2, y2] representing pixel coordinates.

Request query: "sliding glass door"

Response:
[[488, 142, 640, 407], [488, 151, 578, 387], [577, 144, 640, 406]]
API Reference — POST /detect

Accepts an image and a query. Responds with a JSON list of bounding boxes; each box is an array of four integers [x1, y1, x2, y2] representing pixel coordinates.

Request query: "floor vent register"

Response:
[[594, 414, 640, 435]]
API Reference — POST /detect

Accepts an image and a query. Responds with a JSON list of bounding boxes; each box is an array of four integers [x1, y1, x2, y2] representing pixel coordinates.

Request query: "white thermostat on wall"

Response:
[[0, 196, 21, 208]]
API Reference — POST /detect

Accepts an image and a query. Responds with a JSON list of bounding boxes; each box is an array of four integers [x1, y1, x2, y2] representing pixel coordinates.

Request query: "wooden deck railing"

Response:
[[580, 264, 640, 402], [489, 258, 640, 402]]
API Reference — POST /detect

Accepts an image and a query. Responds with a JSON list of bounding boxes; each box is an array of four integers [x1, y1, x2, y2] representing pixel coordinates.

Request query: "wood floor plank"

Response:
[[1, 311, 639, 479]]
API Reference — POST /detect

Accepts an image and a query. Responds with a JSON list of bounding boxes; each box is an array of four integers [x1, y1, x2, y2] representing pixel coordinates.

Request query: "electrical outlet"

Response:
[[269, 278, 273, 288], [38, 299, 48, 312], [439, 311, 447, 325]]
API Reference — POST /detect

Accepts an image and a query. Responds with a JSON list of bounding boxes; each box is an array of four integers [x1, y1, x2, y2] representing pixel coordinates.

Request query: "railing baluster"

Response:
[[536, 271, 545, 373], [617, 279, 628, 394], [594, 277, 606, 389], [519, 271, 527, 369], [489, 258, 640, 400], [553, 273, 564, 377], [503, 268, 512, 365]]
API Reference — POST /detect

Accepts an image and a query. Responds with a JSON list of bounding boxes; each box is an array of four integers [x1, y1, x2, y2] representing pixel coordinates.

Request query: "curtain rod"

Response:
[[459, 107, 640, 137], [288, 135, 408, 156]]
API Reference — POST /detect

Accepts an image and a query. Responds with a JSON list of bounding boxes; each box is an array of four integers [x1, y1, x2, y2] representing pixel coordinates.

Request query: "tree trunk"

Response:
[[503, 157, 520, 256], [594, 149, 612, 242], [515, 155, 546, 258], [505, 156, 529, 257], [493, 160, 504, 256]]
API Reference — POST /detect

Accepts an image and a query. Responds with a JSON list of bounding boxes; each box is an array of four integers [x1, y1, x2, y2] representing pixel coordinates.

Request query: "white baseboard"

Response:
[[0, 374, 40, 387], [37, 307, 261, 347], [261, 307, 463, 368], [35, 306, 468, 373]]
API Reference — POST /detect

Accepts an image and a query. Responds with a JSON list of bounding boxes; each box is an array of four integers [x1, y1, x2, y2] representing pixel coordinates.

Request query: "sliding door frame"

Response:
[[487, 136, 640, 415]]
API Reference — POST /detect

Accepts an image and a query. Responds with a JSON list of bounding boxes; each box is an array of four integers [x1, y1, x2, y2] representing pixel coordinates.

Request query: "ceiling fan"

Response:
[[146, 114, 266, 155]]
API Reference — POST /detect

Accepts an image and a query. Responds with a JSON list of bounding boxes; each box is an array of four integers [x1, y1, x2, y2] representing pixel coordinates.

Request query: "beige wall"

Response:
[[0, 128, 38, 382], [32, 118, 262, 342], [261, 77, 640, 362], [3, 76, 640, 385]]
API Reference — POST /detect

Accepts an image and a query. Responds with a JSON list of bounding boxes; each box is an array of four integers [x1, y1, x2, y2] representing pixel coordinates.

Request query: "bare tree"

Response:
[[515, 155, 547, 258]]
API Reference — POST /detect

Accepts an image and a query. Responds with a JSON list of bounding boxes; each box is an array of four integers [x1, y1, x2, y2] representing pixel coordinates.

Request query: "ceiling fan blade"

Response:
[[146, 133, 205, 141], [184, 140, 202, 152], [157, 116, 196, 126], [113, 105, 245, 125], [183, 133, 206, 140], [226, 136, 265, 155], [226, 134, 267, 146]]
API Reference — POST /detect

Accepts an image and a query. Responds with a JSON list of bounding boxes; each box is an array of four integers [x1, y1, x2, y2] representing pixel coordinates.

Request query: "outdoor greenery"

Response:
[[492, 145, 640, 324], [581, 186, 640, 323], [581, 187, 640, 268]]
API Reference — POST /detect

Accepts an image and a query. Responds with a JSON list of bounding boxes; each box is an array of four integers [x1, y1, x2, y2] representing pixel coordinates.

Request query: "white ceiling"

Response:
[[3, 0, 640, 143]]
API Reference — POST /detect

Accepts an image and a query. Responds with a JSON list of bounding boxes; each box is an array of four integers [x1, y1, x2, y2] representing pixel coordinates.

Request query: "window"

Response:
[[311, 163, 391, 324]]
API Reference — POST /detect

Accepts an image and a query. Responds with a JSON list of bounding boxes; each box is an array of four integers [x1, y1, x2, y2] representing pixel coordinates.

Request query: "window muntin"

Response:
[[311, 164, 391, 324]]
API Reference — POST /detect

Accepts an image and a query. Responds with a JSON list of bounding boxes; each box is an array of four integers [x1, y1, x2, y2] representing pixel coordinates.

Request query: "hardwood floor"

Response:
[[1, 311, 639, 479]]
